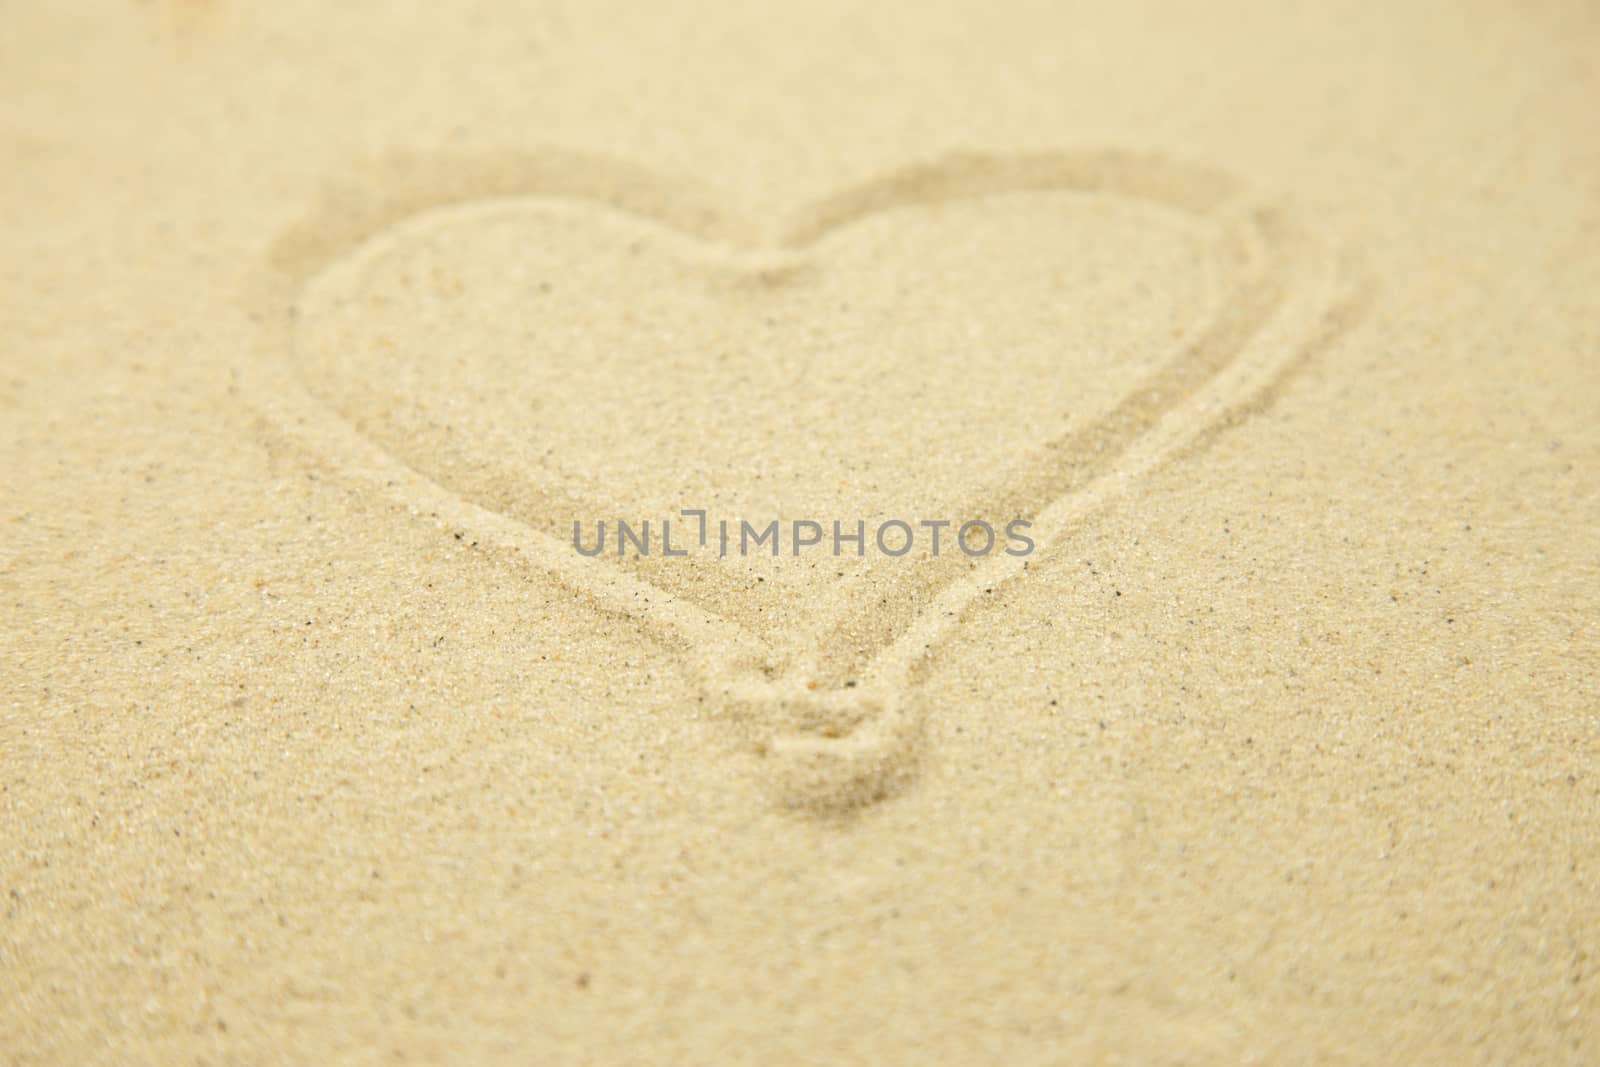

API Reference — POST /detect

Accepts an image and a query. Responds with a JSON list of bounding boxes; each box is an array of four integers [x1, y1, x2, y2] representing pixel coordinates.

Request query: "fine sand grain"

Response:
[[3, 2, 1598, 1063]]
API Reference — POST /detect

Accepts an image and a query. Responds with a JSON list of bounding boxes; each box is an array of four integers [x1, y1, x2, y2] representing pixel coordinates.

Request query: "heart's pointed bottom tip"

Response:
[[766, 725, 922, 816], [721, 682, 924, 816]]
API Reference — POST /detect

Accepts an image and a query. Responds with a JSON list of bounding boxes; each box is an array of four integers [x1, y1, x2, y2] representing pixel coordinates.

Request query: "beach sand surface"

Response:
[[3, 1, 1598, 1063]]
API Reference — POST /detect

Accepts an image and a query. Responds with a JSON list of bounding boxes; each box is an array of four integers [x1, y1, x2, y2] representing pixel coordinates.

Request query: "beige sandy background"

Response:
[[3, 1, 1598, 1063]]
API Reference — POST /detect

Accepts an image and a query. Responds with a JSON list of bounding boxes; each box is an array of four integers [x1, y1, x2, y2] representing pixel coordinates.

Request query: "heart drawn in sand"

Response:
[[252, 150, 1355, 815]]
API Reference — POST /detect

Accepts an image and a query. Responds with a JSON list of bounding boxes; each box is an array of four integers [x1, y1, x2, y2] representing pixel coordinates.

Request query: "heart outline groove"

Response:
[[244, 149, 1363, 816]]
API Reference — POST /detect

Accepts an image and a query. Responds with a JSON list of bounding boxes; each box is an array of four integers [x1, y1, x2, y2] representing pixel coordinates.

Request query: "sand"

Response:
[[3, 1, 1597, 1063]]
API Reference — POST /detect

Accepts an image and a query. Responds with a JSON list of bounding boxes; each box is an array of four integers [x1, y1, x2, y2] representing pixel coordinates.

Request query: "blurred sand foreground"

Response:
[[2, 2, 1597, 1063]]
